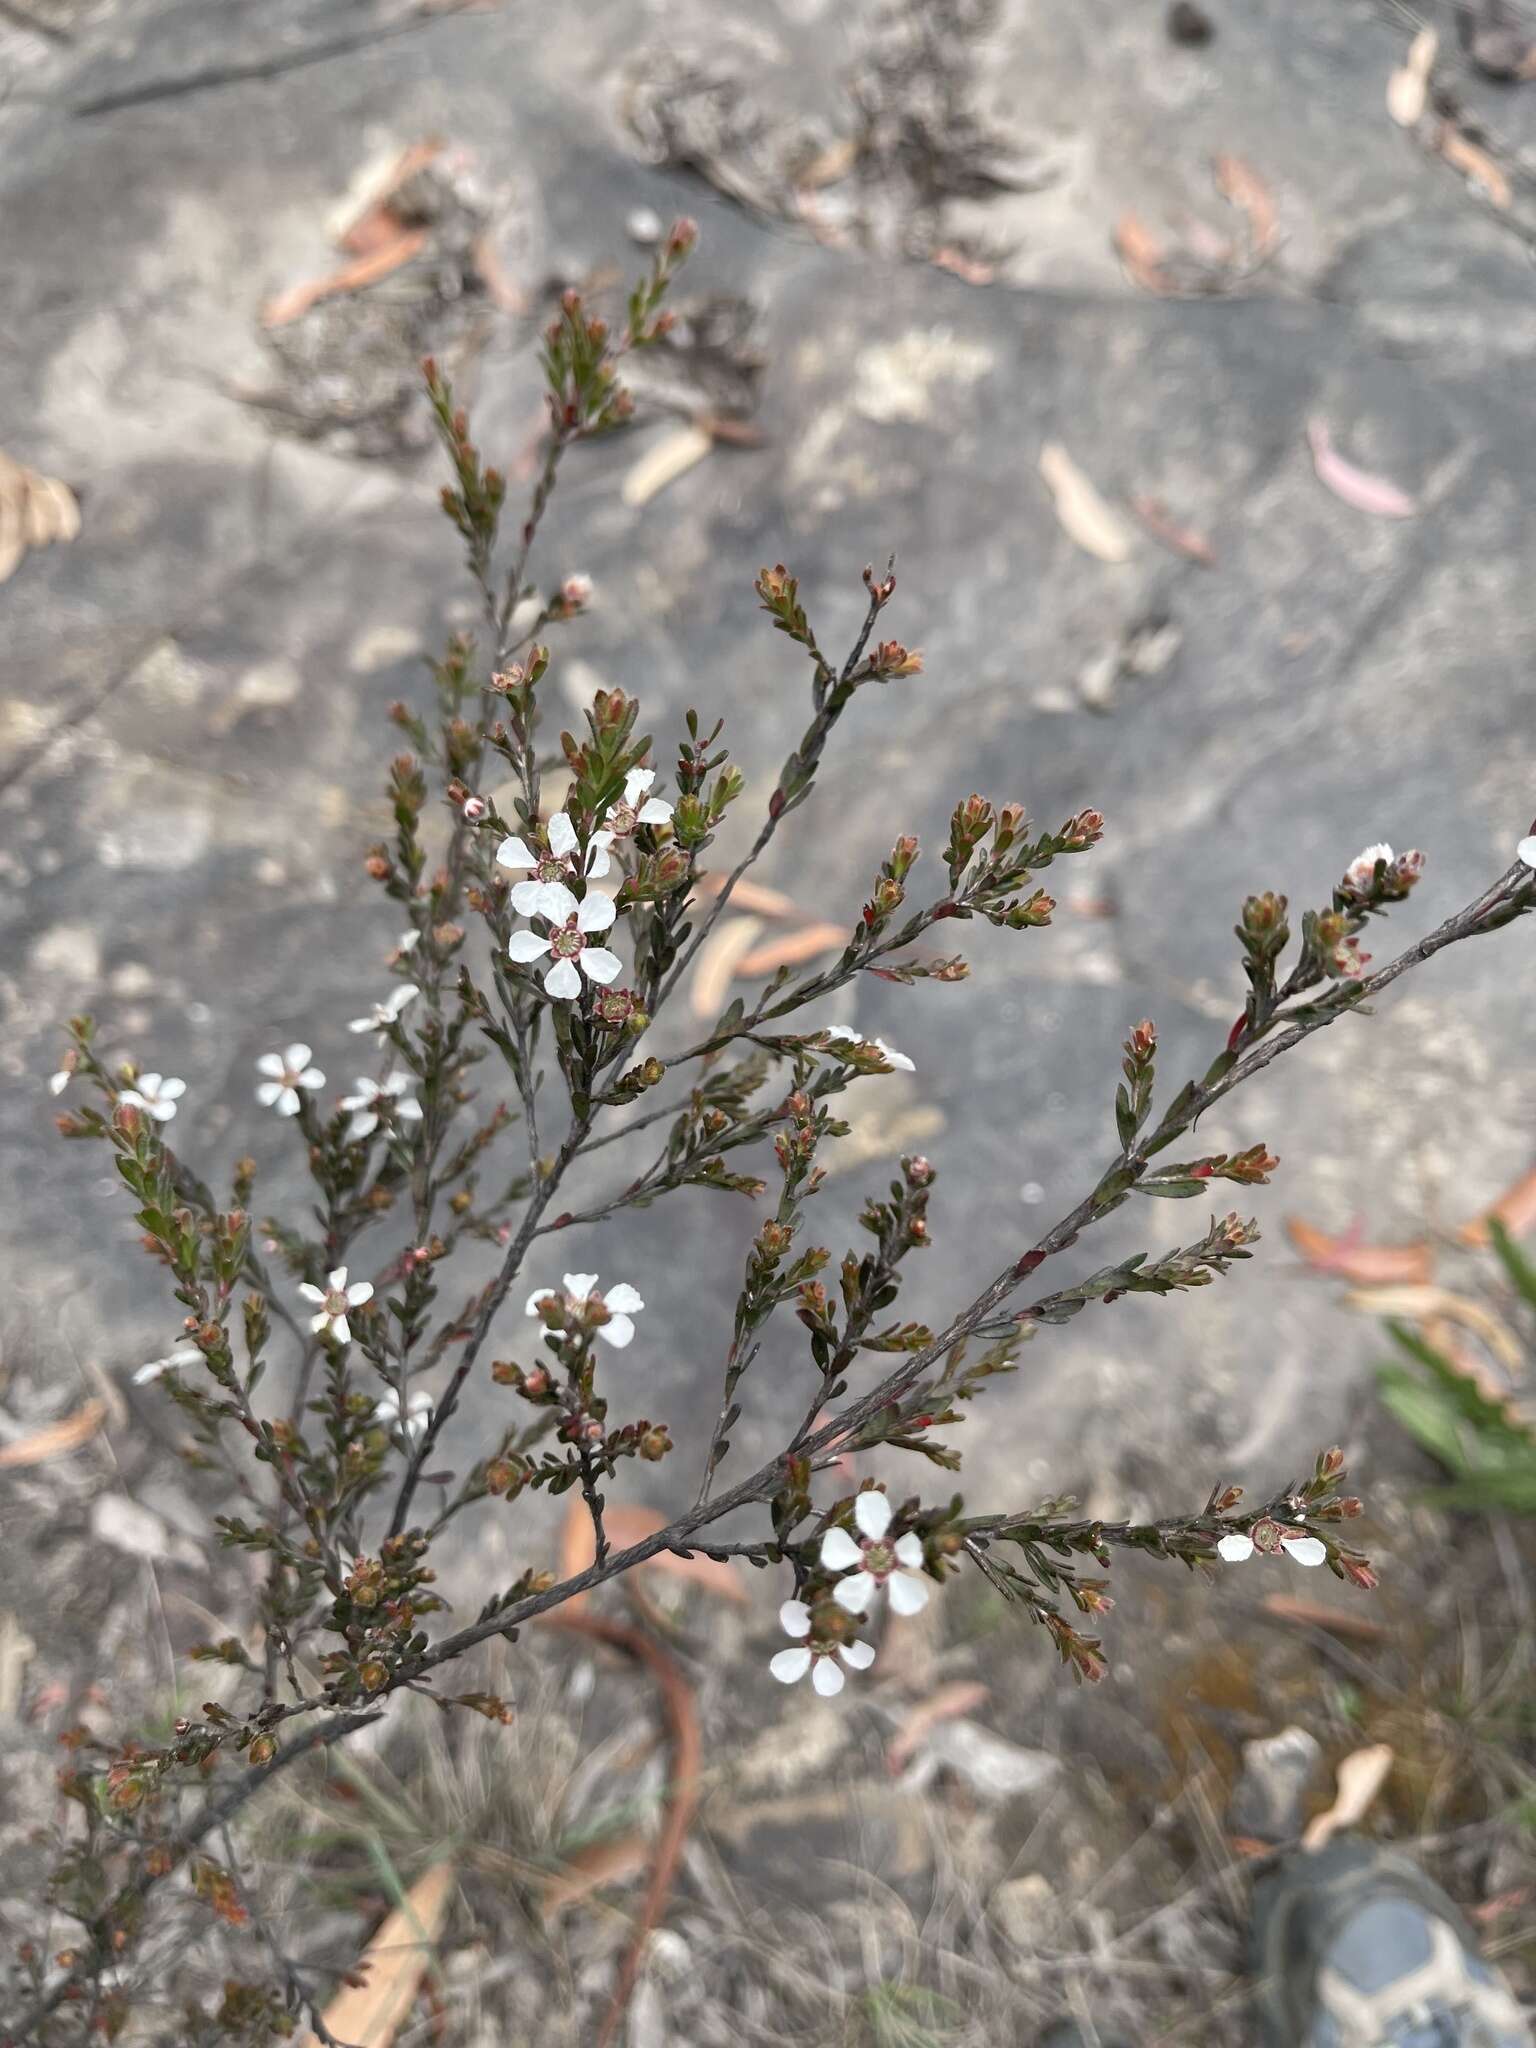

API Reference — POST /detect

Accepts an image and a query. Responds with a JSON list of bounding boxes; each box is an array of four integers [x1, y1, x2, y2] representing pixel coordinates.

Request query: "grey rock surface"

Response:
[[2, 0, 1533, 1566]]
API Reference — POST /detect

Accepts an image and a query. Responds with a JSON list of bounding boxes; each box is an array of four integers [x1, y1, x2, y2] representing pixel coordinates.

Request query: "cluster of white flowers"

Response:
[[526, 1272, 645, 1348], [501, 776, 673, 1004], [770, 1493, 932, 1697], [1216, 1522, 1327, 1568], [298, 1266, 374, 1346], [822, 1025, 915, 1073]]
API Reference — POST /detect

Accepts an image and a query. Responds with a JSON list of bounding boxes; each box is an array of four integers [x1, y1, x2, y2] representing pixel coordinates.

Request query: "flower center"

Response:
[[607, 801, 636, 836], [324, 1289, 348, 1317], [862, 1540, 895, 1579], [535, 856, 566, 883], [550, 922, 585, 959]]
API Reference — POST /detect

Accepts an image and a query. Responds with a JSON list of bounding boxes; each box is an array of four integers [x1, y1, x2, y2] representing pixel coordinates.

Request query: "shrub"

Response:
[[11, 222, 1536, 2042]]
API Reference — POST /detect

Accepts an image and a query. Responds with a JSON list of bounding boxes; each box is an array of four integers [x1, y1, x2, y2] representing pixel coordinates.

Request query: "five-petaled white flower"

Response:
[[821, 1490, 930, 1616], [349, 986, 419, 1039], [526, 1272, 645, 1348], [341, 1072, 424, 1142], [374, 1387, 434, 1440], [1343, 843, 1395, 891], [508, 888, 622, 1001], [133, 1345, 201, 1386], [1217, 1517, 1327, 1568], [1517, 835, 1536, 871], [496, 813, 614, 919], [119, 1073, 185, 1122], [298, 1266, 374, 1346], [603, 768, 673, 839], [254, 1042, 325, 1118], [769, 1600, 876, 1697], [823, 1026, 916, 1073]]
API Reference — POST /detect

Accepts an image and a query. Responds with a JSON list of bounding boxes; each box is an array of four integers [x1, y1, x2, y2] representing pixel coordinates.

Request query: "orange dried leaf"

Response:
[[537, 1833, 651, 1921], [261, 228, 428, 329], [798, 136, 859, 189], [470, 231, 528, 315], [1213, 151, 1277, 254], [337, 140, 443, 254], [0, 1398, 106, 1469], [1343, 1285, 1523, 1376], [1435, 124, 1512, 209], [693, 873, 797, 917], [1130, 494, 1216, 567], [734, 922, 848, 976], [1457, 1165, 1536, 1246], [1113, 212, 1173, 294], [1284, 1216, 1433, 1286], [886, 1680, 991, 1773], [1302, 1744, 1394, 1852], [302, 1861, 453, 2048], [931, 245, 995, 286], [688, 915, 765, 1020], [558, 1499, 749, 1615], [1259, 1594, 1387, 1645]]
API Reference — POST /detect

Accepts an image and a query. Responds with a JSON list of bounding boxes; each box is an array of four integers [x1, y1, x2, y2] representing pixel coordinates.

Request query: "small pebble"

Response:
[[1167, 1, 1214, 45], [627, 207, 663, 246]]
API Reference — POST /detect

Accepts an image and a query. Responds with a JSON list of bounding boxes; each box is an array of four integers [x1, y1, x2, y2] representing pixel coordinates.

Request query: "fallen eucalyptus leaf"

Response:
[[302, 1861, 453, 2048], [1302, 1744, 1394, 1852], [1038, 442, 1136, 563], [1307, 421, 1418, 520], [688, 915, 765, 1020], [0, 1398, 107, 1469], [1386, 27, 1437, 127], [621, 424, 713, 508]]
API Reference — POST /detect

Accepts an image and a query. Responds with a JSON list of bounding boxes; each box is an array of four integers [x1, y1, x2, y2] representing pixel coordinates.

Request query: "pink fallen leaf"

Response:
[[1306, 421, 1418, 520], [886, 1681, 991, 1773]]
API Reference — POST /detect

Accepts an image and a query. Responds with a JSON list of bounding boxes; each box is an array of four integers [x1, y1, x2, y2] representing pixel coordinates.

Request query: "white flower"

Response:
[[1517, 835, 1536, 870], [526, 1272, 645, 1348], [507, 887, 622, 1001], [48, 1069, 71, 1096], [254, 1042, 325, 1118], [768, 1599, 877, 1697], [396, 929, 422, 954], [133, 1345, 201, 1386], [119, 1073, 185, 1122], [1217, 1522, 1328, 1568], [297, 1266, 374, 1346], [1344, 843, 1394, 889], [822, 1026, 915, 1074], [340, 1071, 424, 1142], [496, 813, 614, 919], [374, 1387, 434, 1440], [348, 986, 419, 1039], [603, 767, 673, 839], [820, 1491, 930, 1617]]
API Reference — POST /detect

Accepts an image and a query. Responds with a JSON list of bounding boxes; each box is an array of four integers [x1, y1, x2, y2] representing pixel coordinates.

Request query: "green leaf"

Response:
[[1489, 1217, 1536, 1313]]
